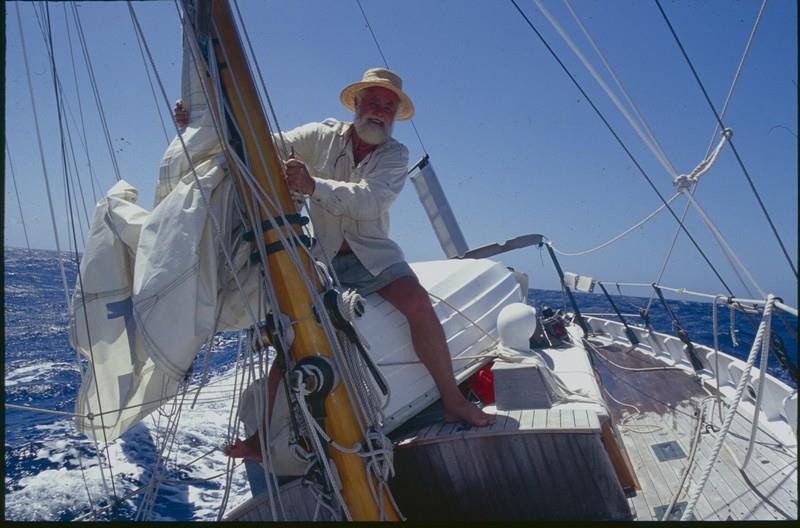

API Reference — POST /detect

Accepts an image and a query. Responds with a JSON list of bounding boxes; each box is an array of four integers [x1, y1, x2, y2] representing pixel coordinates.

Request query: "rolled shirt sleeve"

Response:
[[277, 119, 410, 276]]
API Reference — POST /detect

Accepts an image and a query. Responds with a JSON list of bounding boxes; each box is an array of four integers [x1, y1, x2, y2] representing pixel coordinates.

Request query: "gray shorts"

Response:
[[331, 252, 417, 296]]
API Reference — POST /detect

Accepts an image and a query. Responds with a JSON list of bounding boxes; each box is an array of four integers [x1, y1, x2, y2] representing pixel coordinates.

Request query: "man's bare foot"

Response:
[[223, 435, 262, 461], [443, 398, 495, 427]]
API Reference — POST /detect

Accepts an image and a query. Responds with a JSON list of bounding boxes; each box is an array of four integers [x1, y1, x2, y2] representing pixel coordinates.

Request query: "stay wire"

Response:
[[702, 0, 767, 160], [35, 4, 101, 220], [652, 0, 799, 365], [130, 9, 172, 145], [526, 3, 795, 379], [31, 5, 93, 234], [63, 2, 99, 204], [15, 1, 73, 311], [509, 0, 736, 298], [4, 141, 32, 251], [354, 0, 428, 157], [643, 0, 776, 331], [654, 0, 797, 280], [29, 9, 94, 238], [71, 2, 122, 183], [41, 0, 118, 502]]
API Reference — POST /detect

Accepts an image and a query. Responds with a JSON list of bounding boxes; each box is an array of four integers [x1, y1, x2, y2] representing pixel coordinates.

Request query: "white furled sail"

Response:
[[70, 179, 179, 441], [70, 35, 261, 440]]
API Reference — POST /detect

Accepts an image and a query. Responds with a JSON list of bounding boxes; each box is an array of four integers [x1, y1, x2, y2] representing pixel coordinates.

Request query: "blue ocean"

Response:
[[4, 246, 797, 521]]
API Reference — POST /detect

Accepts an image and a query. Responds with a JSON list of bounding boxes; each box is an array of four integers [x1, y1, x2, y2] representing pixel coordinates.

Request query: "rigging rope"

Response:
[[40, 1, 122, 503], [31, 4, 98, 237], [508, 0, 739, 301], [552, 192, 681, 256], [70, 3, 123, 184], [520, 0, 797, 380], [354, 0, 429, 157], [5, 141, 32, 251], [662, 396, 713, 520], [15, 2, 73, 312], [62, 3, 100, 205], [536, 0, 679, 179], [230, 0, 289, 158], [654, 0, 797, 280], [130, 12, 172, 145], [702, 0, 767, 159]]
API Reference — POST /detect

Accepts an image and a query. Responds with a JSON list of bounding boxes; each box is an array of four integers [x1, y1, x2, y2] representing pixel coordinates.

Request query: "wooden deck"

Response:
[[591, 339, 797, 521], [389, 407, 631, 521]]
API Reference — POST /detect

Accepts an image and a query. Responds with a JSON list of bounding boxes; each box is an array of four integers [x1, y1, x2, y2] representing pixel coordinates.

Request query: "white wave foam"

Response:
[[7, 363, 261, 520], [5, 361, 78, 387]]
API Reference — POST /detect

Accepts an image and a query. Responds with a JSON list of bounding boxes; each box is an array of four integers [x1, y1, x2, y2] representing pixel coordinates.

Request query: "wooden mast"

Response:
[[197, 0, 399, 521]]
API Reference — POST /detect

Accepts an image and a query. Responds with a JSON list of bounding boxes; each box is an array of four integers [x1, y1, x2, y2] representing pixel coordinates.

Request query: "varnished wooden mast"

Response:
[[198, 0, 400, 521]]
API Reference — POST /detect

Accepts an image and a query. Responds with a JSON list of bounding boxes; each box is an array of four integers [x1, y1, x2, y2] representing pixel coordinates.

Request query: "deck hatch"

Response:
[[653, 502, 695, 521], [651, 441, 686, 462]]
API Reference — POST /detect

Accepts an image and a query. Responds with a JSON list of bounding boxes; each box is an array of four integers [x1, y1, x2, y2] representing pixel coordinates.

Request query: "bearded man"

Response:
[[281, 68, 493, 429]]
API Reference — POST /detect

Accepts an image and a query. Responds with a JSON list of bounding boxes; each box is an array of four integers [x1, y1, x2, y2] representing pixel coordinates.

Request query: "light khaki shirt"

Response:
[[281, 119, 409, 276]]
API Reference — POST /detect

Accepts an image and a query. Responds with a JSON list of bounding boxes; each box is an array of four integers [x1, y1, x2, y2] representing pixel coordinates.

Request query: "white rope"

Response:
[[662, 396, 713, 520], [711, 297, 724, 421], [702, 0, 768, 159], [561, 0, 679, 179], [729, 304, 740, 346], [645, 0, 768, 315], [551, 192, 681, 256], [26, 2, 123, 504], [741, 303, 772, 470], [587, 341, 686, 373], [534, 0, 680, 179], [291, 377, 352, 520], [673, 130, 731, 188], [426, 291, 499, 345], [680, 295, 775, 520], [340, 289, 366, 322]]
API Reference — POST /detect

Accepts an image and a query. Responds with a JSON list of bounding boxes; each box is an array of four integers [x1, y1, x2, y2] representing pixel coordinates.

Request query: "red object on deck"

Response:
[[469, 362, 495, 404]]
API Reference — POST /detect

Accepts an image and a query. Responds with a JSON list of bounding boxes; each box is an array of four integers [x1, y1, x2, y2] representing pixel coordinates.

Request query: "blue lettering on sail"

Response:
[[106, 297, 137, 402], [106, 297, 136, 355]]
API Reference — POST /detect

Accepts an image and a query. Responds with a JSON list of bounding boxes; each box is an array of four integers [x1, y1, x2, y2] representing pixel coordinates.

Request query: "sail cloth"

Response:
[[71, 180, 179, 441], [71, 34, 261, 441]]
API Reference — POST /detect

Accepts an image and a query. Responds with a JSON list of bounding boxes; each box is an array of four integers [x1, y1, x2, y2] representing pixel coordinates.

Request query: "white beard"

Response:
[[353, 113, 392, 145]]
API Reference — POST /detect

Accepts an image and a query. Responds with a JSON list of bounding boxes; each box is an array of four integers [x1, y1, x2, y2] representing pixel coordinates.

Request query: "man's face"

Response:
[[353, 86, 400, 145]]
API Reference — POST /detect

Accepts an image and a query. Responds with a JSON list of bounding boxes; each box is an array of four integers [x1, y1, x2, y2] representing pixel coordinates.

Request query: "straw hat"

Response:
[[339, 68, 415, 121]]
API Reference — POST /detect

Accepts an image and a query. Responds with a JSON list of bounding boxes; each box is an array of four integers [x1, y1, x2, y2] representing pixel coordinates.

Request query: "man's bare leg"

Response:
[[378, 277, 495, 427]]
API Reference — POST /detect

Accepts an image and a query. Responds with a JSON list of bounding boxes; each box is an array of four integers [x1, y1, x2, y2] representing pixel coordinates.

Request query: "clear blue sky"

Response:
[[4, 0, 798, 305]]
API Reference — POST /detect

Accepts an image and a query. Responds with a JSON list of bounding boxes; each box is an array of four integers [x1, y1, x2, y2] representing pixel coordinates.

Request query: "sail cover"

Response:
[[71, 34, 261, 441]]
